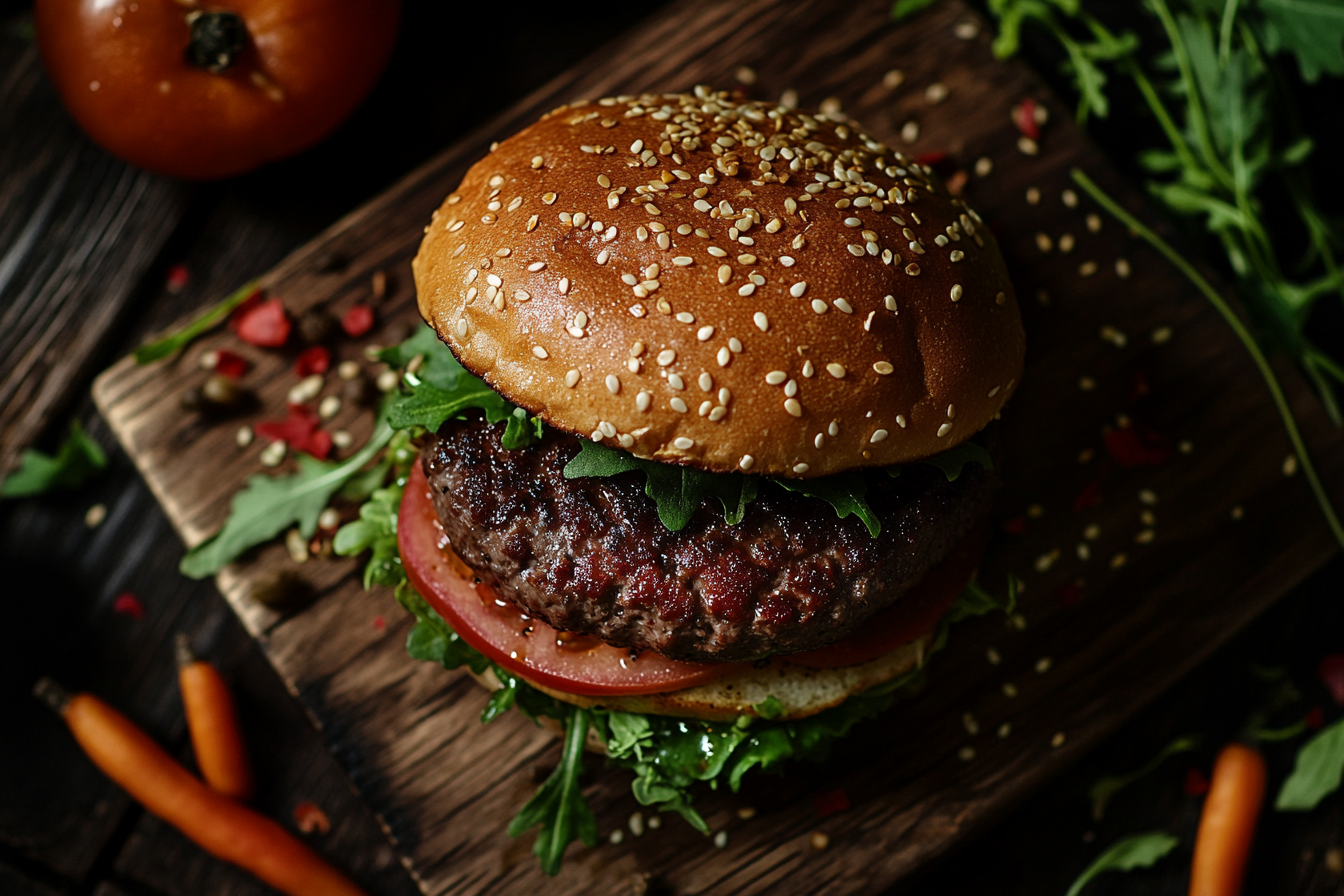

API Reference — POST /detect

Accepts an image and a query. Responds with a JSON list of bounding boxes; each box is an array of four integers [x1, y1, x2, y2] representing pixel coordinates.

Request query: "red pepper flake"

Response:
[[373, 615, 386, 631], [1319, 654, 1344, 705], [1305, 706, 1325, 730], [293, 801, 331, 835], [811, 787, 850, 818], [1103, 425, 1173, 468], [1073, 480, 1103, 513], [295, 346, 331, 378], [255, 404, 332, 459], [166, 263, 190, 294], [1183, 768, 1210, 796], [112, 592, 145, 620], [213, 349, 249, 380], [1012, 98, 1040, 141], [1002, 516, 1027, 535], [341, 305, 375, 338], [233, 297, 291, 348]]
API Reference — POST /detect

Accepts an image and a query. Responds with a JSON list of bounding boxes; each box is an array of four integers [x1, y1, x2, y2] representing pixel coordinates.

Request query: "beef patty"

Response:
[[423, 417, 998, 663]]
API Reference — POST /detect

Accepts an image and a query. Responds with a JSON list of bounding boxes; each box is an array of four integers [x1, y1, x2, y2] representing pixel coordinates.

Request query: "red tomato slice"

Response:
[[398, 459, 986, 694], [399, 461, 745, 696]]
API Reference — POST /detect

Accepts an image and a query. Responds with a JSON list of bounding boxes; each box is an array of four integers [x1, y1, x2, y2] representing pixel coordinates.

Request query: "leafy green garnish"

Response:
[[1, 420, 107, 499], [332, 482, 404, 589], [774, 472, 881, 536], [1275, 715, 1344, 810], [896, 440, 993, 482], [563, 439, 759, 530], [508, 706, 601, 875], [752, 695, 785, 720], [394, 580, 489, 675], [1088, 734, 1201, 821], [179, 419, 392, 578], [134, 281, 258, 364], [1256, 0, 1344, 82], [891, 0, 941, 20], [1063, 831, 1181, 896], [383, 325, 540, 448]]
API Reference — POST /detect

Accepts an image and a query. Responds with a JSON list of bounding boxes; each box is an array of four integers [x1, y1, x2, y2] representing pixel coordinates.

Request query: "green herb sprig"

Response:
[[1062, 831, 1181, 896], [1, 419, 108, 499], [134, 280, 259, 364]]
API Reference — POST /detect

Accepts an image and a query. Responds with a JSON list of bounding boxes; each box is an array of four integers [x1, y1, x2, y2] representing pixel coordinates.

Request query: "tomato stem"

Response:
[[186, 10, 248, 74]]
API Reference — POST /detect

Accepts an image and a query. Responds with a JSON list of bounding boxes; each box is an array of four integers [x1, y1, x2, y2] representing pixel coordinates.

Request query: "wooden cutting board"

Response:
[[92, 0, 1344, 893]]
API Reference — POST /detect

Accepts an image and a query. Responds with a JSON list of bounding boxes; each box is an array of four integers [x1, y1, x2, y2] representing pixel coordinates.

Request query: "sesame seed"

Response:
[[779, 256, 795, 267], [673, 256, 694, 266], [1050, 732, 1066, 748], [674, 437, 694, 449], [738, 283, 756, 296], [1018, 136, 1039, 155], [698, 400, 713, 416], [599, 421, 616, 438], [717, 347, 732, 366], [456, 318, 468, 337], [564, 369, 581, 388], [958, 746, 976, 762], [605, 374, 620, 394], [532, 345, 548, 359], [635, 391, 652, 411], [766, 370, 787, 385], [1116, 258, 1132, 278], [717, 265, 732, 285], [947, 404, 956, 418], [737, 254, 757, 265], [811, 299, 828, 314], [542, 192, 557, 205], [833, 298, 853, 313], [697, 325, 716, 341], [846, 244, 865, 257], [559, 277, 571, 294], [675, 311, 695, 323], [754, 312, 770, 331], [873, 361, 893, 375], [793, 462, 810, 474], [885, 295, 897, 311], [870, 429, 889, 443], [905, 263, 921, 276], [1079, 260, 1098, 277], [790, 282, 807, 297], [950, 284, 963, 302], [739, 455, 755, 470], [708, 245, 728, 257], [630, 139, 644, 153], [527, 261, 545, 272], [896, 415, 907, 428], [826, 363, 846, 378], [670, 397, 688, 413], [996, 291, 1006, 305], [937, 422, 952, 437], [657, 349, 676, 366], [844, 217, 862, 227], [785, 398, 803, 417]]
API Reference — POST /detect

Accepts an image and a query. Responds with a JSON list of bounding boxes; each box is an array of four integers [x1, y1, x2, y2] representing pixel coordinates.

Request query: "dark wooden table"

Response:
[[2, 2, 1342, 895]]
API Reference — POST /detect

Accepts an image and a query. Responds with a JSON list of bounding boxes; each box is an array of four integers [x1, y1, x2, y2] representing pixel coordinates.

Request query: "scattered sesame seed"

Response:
[[754, 312, 770, 331], [739, 455, 755, 471], [937, 422, 953, 437], [785, 398, 803, 417], [1283, 454, 1299, 476], [997, 722, 1012, 739], [811, 832, 830, 851], [1151, 325, 1172, 344], [833, 298, 853, 314], [870, 429, 889, 443], [1116, 258, 1132, 278], [995, 291, 1006, 305], [738, 283, 756, 296], [779, 255, 796, 267], [717, 347, 732, 367], [1050, 732, 1066, 748], [673, 437, 694, 450], [801, 361, 814, 378], [790, 281, 807, 297], [826, 363, 846, 379], [811, 299, 828, 314], [766, 371, 787, 385], [1026, 187, 1041, 205], [958, 746, 976, 762], [1035, 657, 1053, 674], [1018, 136, 1039, 155], [901, 121, 920, 143], [925, 82, 949, 104], [896, 415, 907, 428], [1231, 505, 1244, 520], [673, 256, 694, 266], [697, 325, 716, 341], [1002, 682, 1019, 698], [657, 349, 676, 366], [986, 647, 1001, 665], [950, 284, 963, 302]]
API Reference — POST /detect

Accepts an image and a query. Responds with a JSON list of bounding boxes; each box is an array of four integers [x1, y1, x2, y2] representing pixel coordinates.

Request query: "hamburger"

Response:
[[370, 87, 1022, 872]]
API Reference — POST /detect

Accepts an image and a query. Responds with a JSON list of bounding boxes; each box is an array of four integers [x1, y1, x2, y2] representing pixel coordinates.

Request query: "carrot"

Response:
[[34, 678, 366, 896], [176, 634, 254, 801], [1189, 742, 1266, 896]]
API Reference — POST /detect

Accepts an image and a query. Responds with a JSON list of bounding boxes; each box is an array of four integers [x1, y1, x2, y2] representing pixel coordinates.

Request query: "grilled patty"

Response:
[[423, 417, 998, 663]]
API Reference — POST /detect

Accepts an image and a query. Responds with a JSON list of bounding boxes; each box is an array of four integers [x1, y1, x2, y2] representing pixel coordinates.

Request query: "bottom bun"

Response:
[[469, 630, 932, 725]]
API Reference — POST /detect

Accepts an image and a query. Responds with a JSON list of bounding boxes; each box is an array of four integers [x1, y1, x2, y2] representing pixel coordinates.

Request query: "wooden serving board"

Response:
[[93, 1, 1344, 893]]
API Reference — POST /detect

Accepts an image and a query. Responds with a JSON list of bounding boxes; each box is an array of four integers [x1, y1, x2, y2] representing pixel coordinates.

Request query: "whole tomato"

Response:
[[34, 0, 401, 179]]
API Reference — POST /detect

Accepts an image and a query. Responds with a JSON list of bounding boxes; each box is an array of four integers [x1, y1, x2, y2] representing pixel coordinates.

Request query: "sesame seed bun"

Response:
[[413, 88, 1023, 478]]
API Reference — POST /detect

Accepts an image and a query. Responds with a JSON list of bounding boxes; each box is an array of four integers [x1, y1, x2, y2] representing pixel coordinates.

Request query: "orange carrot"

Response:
[[35, 679, 366, 896], [1189, 742, 1266, 896], [176, 634, 254, 801]]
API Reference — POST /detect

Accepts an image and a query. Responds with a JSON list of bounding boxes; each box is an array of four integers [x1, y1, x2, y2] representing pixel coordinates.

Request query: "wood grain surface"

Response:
[[92, 1, 1344, 894]]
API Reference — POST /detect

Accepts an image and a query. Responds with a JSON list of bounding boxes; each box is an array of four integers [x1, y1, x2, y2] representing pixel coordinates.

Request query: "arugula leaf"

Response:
[[333, 482, 404, 589], [944, 576, 1018, 626], [380, 325, 540, 446], [752, 695, 785, 720], [563, 439, 759, 530], [179, 419, 391, 578], [508, 705, 600, 876], [1089, 735, 1202, 821], [1275, 715, 1344, 810], [1254, 0, 1344, 82], [1, 420, 107, 499], [1063, 832, 1180, 896], [775, 472, 880, 536], [394, 581, 489, 674], [891, 0, 941, 19], [889, 440, 994, 482], [134, 281, 258, 364]]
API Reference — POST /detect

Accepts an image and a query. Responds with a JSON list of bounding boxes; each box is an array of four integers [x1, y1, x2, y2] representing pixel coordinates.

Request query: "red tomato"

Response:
[[399, 460, 988, 695], [34, 0, 400, 179], [399, 461, 743, 696]]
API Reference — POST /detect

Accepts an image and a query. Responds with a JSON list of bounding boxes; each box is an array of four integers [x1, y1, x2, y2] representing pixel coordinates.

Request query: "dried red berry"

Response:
[[1012, 98, 1040, 141], [112, 592, 145, 620], [1319, 654, 1344, 705], [234, 297, 291, 348], [811, 787, 850, 818], [1183, 768, 1210, 796], [166, 263, 190, 294], [373, 615, 386, 631], [255, 404, 331, 459], [213, 349, 248, 379], [295, 346, 331, 378], [341, 305, 375, 337]]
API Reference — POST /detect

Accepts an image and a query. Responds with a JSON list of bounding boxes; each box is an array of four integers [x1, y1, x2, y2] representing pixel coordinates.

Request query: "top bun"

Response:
[[413, 87, 1023, 478]]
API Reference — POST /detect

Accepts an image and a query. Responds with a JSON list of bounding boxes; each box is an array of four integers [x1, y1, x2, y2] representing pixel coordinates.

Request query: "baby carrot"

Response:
[[1189, 742, 1266, 896], [35, 678, 366, 896], [176, 634, 253, 801]]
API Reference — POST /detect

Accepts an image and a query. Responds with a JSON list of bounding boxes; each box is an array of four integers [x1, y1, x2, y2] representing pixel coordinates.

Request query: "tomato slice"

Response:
[[399, 460, 746, 696], [398, 459, 986, 694]]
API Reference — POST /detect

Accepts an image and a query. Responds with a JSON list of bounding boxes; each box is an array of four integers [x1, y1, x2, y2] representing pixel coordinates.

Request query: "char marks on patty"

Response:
[[424, 416, 997, 663]]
